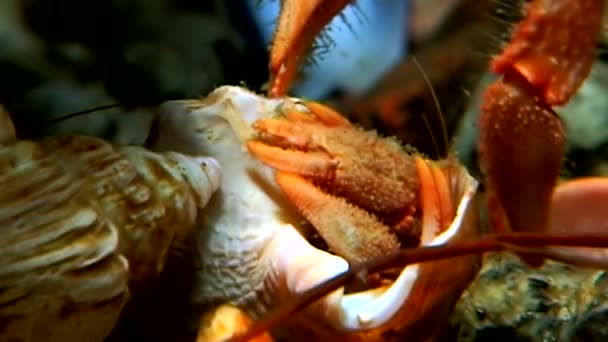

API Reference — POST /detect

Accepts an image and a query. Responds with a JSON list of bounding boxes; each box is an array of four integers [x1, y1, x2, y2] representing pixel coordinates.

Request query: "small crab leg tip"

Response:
[[268, 63, 296, 98], [196, 305, 274, 342], [268, 0, 353, 96], [248, 142, 335, 177], [304, 101, 353, 127]]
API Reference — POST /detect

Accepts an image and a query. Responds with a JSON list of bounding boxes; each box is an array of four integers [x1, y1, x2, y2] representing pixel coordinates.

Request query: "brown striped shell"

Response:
[[0, 110, 221, 342]]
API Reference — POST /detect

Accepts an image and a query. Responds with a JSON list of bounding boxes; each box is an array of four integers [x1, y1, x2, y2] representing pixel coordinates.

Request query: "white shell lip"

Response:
[[337, 168, 479, 330], [150, 86, 479, 332]]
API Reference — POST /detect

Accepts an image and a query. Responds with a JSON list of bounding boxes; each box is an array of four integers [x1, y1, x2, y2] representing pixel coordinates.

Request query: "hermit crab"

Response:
[[0, 104, 222, 341], [3, 0, 608, 341], [181, 0, 608, 341], [148, 85, 481, 341]]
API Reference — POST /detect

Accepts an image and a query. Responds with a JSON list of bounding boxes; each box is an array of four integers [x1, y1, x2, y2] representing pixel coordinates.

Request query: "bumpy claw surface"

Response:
[[247, 100, 421, 263], [248, 100, 419, 215], [149, 86, 482, 340], [272, 171, 401, 264], [479, 77, 565, 235]]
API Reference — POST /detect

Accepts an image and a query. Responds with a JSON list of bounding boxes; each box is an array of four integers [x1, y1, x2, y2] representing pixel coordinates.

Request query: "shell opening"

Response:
[[323, 165, 479, 330]]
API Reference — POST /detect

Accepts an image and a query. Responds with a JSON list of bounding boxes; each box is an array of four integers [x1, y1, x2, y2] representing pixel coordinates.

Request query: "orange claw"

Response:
[[479, 0, 604, 266], [274, 171, 400, 264], [247, 101, 419, 215], [247, 100, 422, 263], [268, 0, 352, 97]]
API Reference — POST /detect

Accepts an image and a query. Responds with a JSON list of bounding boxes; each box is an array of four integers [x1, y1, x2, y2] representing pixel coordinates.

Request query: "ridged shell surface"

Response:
[[0, 134, 221, 342]]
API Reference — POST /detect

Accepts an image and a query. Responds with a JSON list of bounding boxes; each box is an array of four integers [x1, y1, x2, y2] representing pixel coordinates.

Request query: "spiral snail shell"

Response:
[[0, 107, 222, 342]]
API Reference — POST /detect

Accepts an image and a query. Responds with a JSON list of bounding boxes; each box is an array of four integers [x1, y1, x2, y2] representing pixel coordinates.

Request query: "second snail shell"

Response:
[[0, 108, 222, 342]]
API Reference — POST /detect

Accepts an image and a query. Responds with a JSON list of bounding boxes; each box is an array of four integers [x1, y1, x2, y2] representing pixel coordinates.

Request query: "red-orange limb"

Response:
[[490, 0, 604, 106], [269, 0, 352, 97], [478, 0, 604, 266], [479, 76, 566, 235]]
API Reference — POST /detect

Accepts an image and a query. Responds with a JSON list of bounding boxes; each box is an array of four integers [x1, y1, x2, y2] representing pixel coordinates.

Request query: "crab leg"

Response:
[[247, 141, 337, 178], [478, 0, 604, 261], [269, 0, 353, 96]]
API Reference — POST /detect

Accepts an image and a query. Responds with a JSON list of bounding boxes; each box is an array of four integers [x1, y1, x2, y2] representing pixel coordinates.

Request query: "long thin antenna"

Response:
[[420, 112, 440, 159], [411, 56, 449, 157], [45, 104, 124, 126]]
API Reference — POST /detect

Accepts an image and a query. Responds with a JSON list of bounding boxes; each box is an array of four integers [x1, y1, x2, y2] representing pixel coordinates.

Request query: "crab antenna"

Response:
[[45, 103, 124, 126], [498, 232, 608, 248], [226, 237, 505, 342], [410, 55, 449, 158], [227, 230, 608, 342]]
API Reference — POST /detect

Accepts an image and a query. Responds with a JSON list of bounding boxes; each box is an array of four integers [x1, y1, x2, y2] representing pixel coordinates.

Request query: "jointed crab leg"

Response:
[[226, 237, 502, 342], [269, 0, 352, 97], [478, 0, 604, 265], [228, 235, 608, 342]]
